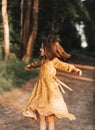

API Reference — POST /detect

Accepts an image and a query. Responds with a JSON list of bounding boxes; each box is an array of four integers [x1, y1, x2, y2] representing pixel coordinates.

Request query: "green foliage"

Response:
[[0, 0, 95, 58], [0, 52, 39, 94], [8, 0, 20, 44], [65, 0, 91, 22], [37, 0, 93, 51]]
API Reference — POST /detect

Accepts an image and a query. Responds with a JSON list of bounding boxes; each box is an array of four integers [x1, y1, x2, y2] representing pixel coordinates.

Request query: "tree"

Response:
[[2, 0, 10, 61], [22, 0, 39, 62], [1, 0, 93, 61], [20, 0, 32, 58], [20, 0, 24, 45]]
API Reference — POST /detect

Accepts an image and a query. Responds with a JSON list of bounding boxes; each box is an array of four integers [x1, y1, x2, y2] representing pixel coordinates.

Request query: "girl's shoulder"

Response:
[[52, 57, 61, 63]]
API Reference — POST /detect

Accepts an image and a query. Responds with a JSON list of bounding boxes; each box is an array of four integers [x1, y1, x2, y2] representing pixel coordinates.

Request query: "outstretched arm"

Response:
[[25, 61, 42, 70], [53, 58, 82, 76]]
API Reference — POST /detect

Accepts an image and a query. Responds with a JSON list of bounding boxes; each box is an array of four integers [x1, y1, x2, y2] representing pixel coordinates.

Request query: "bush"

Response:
[[0, 53, 39, 94]]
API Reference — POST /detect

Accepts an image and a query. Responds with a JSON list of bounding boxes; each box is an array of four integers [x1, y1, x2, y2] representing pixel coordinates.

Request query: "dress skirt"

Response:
[[23, 58, 76, 121]]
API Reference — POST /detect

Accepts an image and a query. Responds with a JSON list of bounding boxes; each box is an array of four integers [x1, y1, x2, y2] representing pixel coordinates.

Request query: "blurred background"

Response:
[[0, 1, 95, 130], [0, 0, 95, 59], [0, 0, 95, 93]]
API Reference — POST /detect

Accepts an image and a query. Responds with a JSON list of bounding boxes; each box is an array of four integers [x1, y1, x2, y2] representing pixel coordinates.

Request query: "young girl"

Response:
[[23, 35, 82, 130]]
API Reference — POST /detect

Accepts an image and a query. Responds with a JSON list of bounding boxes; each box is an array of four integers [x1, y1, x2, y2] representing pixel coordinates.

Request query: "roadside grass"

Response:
[[0, 53, 39, 94], [0, 49, 95, 94]]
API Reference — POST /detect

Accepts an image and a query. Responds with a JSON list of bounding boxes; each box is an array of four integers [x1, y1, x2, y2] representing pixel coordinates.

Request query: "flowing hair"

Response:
[[42, 35, 71, 60]]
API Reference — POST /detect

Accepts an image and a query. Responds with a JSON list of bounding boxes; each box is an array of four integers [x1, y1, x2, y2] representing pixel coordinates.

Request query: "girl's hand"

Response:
[[74, 68, 82, 76], [25, 65, 31, 70]]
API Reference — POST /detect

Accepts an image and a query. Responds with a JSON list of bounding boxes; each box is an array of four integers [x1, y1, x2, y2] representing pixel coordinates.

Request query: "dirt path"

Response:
[[0, 55, 95, 130]]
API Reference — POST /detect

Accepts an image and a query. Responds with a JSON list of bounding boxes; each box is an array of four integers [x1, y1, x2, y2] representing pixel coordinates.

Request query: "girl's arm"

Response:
[[25, 61, 42, 70], [53, 58, 82, 76]]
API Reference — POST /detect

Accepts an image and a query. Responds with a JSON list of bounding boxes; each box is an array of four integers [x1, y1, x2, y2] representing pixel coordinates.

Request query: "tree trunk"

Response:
[[20, 0, 24, 44], [51, 19, 55, 33], [22, 0, 39, 63], [20, 0, 31, 58], [2, 0, 10, 61]]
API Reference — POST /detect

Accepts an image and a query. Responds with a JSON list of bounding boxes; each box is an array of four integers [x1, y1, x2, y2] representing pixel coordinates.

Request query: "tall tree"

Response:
[[20, 0, 31, 58], [22, 0, 39, 62], [2, 0, 10, 61], [20, 0, 24, 44]]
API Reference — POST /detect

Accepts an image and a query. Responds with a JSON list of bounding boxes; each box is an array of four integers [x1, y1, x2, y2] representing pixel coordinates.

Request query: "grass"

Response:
[[0, 53, 39, 94], [0, 48, 95, 94]]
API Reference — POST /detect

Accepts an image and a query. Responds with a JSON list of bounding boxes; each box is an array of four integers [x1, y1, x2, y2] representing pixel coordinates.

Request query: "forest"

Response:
[[0, 0, 95, 62], [0, 1, 95, 129], [0, 0, 95, 93]]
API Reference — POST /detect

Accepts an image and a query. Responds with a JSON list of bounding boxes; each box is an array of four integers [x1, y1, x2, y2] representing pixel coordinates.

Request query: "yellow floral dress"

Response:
[[23, 58, 76, 121]]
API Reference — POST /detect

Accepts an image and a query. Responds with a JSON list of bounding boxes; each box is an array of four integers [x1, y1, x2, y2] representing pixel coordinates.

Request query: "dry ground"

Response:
[[0, 54, 95, 130]]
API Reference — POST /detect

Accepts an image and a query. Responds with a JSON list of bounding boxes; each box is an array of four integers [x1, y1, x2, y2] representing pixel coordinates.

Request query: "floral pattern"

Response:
[[23, 58, 76, 121]]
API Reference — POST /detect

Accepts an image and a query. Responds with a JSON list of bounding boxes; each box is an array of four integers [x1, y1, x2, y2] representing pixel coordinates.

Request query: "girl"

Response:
[[23, 35, 82, 130]]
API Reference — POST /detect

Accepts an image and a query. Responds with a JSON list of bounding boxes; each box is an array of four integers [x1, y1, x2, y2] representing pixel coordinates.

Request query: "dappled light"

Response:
[[58, 70, 95, 82], [0, 0, 95, 129], [0, 57, 95, 129], [75, 22, 88, 48], [81, 0, 86, 1]]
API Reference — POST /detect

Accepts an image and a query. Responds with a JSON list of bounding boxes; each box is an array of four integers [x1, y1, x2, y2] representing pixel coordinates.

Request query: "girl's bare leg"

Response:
[[47, 115, 55, 130], [39, 114, 46, 130]]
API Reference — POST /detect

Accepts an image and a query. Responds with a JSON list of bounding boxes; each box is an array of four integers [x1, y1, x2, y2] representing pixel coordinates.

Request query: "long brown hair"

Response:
[[42, 35, 71, 60]]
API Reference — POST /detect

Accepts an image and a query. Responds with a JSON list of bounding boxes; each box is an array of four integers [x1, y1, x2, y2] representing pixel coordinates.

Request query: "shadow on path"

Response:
[[0, 56, 95, 130]]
